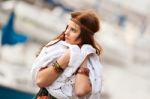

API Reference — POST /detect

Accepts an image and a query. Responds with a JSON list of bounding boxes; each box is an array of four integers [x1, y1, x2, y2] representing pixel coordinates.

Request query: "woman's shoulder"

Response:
[[81, 44, 96, 53], [46, 39, 68, 47], [46, 39, 59, 45], [45, 40, 69, 49]]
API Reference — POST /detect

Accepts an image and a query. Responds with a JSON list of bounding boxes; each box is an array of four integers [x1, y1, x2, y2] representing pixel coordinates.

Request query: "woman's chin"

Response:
[[65, 41, 74, 45], [65, 40, 70, 44]]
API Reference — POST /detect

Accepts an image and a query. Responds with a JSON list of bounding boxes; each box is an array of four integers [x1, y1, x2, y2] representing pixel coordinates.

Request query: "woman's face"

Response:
[[65, 20, 82, 45]]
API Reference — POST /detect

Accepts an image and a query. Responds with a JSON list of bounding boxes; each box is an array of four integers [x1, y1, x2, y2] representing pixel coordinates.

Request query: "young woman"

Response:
[[31, 10, 103, 99]]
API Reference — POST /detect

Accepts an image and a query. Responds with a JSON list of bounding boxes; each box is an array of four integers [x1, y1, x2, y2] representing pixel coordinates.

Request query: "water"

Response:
[[0, 86, 34, 99]]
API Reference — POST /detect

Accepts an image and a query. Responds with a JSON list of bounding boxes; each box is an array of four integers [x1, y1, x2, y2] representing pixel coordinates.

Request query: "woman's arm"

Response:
[[75, 56, 92, 97], [36, 51, 70, 88]]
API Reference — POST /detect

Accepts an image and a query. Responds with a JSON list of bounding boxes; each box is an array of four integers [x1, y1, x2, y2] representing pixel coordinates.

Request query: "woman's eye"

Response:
[[71, 28, 76, 32]]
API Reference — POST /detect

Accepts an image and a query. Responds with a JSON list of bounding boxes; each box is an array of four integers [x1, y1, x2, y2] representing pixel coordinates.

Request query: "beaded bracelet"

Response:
[[52, 61, 64, 73], [76, 67, 90, 77]]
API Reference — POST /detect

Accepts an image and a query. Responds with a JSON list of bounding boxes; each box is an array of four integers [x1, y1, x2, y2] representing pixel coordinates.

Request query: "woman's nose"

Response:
[[65, 29, 70, 35]]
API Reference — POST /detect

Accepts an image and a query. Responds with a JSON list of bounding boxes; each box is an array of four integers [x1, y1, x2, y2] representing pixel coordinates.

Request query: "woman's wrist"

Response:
[[52, 61, 64, 73], [57, 58, 68, 69], [76, 67, 90, 77], [57, 53, 70, 69]]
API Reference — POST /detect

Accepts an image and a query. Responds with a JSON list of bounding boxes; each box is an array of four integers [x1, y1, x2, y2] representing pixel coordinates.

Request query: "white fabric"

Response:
[[31, 40, 102, 99]]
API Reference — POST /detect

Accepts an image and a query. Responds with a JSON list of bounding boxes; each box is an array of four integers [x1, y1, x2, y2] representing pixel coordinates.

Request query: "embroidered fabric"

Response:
[[31, 40, 102, 99]]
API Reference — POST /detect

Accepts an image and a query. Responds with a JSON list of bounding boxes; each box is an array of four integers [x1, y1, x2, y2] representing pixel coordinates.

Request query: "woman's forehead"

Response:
[[68, 20, 80, 29]]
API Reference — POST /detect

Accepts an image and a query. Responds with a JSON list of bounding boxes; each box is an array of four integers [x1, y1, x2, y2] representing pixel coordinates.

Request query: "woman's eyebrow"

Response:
[[72, 25, 77, 29], [68, 25, 75, 29], [71, 27, 76, 29]]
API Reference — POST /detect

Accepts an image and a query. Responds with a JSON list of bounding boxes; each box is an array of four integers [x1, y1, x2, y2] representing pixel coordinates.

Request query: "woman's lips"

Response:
[[65, 36, 69, 40]]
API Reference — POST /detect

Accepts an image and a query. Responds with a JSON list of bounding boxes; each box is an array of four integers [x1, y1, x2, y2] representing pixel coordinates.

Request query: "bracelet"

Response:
[[52, 61, 64, 73], [76, 67, 90, 77]]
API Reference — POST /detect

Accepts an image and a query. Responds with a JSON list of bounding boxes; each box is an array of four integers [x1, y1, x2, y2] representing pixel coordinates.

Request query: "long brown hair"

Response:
[[36, 10, 102, 57], [53, 10, 102, 55]]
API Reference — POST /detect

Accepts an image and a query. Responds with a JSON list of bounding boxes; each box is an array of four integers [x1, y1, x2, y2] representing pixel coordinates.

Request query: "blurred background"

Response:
[[0, 0, 150, 99]]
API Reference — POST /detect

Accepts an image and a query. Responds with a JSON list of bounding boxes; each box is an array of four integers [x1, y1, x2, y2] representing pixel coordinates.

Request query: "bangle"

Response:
[[76, 67, 90, 77], [52, 61, 64, 73]]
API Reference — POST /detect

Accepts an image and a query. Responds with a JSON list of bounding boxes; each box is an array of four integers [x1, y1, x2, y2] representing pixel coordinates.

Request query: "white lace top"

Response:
[[31, 40, 102, 99]]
